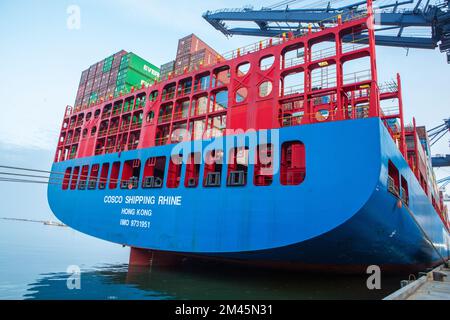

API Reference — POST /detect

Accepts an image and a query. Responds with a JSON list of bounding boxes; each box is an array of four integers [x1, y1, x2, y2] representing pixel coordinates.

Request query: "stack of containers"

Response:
[[173, 34, 221, 76], [114, 53, 160, 97], [74, 50, 160, 109], [159, 61, 175, 81]]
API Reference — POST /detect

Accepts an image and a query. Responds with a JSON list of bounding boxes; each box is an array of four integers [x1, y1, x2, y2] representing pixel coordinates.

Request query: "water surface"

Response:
[[0, 220, 406, 300]]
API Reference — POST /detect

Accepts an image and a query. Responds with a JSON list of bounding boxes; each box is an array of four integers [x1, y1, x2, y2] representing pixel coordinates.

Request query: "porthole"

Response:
[[259, 81, 273, 97]]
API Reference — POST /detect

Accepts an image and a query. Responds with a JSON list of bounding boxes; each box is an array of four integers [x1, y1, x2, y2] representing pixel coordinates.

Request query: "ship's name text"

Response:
[[104, 195, 182, 206]]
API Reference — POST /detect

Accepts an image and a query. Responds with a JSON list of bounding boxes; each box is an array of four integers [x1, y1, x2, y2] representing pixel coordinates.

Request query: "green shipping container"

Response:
[[102, 55, 114, 73], [116, 68, 154, 90], [89, 92, 98, 104], [120, 53, 160, 80]]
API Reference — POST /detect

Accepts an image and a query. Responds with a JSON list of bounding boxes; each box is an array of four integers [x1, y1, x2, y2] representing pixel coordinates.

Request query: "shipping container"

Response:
[[176, 34, 220, 58], [120, 53, 160, 80]]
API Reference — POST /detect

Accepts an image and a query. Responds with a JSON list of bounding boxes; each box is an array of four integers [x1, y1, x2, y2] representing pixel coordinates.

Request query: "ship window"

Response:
[[260, 55, 275, 71], [78, 165, 89, 190], [282, 44, 305, 68], [203, 150, 223, 187], [82, 128, 88, 138], [185, 153, 201, 188], [259, 81, 273, 98], [227, 147, 249, 187], [281, 141, 306, 186], [113, 101, 123, 115], [149, 90, 159, 102], [109, 162, 121, 189], [143, 157, 166, 189], [237, 62, 250, 76], [281, 71, 304, 97], [158, 102, 173, 124], [70, 166, 80, 190], [86, 112, 92, 121], [167, 154, 183, 188], [162, 83, 176, 101], [206, 114, 226, 139], [254, 144, 273, 186], [189, 119, 206, 140], [99, 163, 109, 190], [210, 90, 228, 112], [146, 111, 155, 124], [123, 97, 135, 113], [235, 87, 248, 103], [194, 73, 210, 91], [88, 164, 100, 190], [91, 126, 97, 137], [212, 66, 230, 88], [401, 176, 409, 206], [387, 160, 400, 196], [94, 109, 101, 119], [191, 96, 208, 117], [120, 160, 141, 190], [62, 167, 71, 190]]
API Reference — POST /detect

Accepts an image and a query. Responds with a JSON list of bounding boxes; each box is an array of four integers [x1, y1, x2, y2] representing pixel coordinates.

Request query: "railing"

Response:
[[127, 143, 139, 150], [342, 38, 369, 54], [177, 86, 192, 97], [401, 187, 409, 205], [284, 56, 305, 69], [311, 46, 336, 62], [112, 108, 122, 116], [108, 127, 119, 135], [379, 80, 398, 94], [173, 111, 188, 121], [120, 124, 130, 132], [343, 69, 371, 85], [158, 114, 173, 124], [155, 137, 169, 146], [120, 177, 138, 190], [193, 83, 209, 93], [381, 105, 400, 117], [217, 11, 368, 63], [282, 84, 304, 97], [387, 176, 399, 196], [162, 91, 176, 101], [130, 122, 141, 131], [101, 112, 111, 120], [98, 130, 108, 137], [105, 146, 115, 154]]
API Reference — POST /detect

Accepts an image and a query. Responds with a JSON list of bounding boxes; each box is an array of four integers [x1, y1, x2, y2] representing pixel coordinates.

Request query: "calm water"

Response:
[[0, 220, 407, 300]]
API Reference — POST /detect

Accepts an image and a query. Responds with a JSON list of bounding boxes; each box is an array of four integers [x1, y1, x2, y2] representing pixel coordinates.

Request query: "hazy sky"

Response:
[[0, 0, 449, 217]]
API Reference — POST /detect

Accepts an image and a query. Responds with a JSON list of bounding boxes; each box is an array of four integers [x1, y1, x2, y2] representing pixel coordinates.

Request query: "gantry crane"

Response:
[[429, 118, 450, 167], [203, 0, 450, 63]]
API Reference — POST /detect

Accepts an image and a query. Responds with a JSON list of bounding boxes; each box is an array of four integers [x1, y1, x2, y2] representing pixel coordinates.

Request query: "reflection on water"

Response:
[[24, 260, 404, 300], [1, 220, 405, 300]]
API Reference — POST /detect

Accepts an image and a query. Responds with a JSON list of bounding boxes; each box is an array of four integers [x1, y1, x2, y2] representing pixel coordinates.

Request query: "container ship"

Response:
[[48, 4, 450, 273]]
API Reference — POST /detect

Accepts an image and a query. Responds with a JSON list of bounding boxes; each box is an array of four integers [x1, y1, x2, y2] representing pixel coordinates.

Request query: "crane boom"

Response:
[[203, 0, 450, 62]]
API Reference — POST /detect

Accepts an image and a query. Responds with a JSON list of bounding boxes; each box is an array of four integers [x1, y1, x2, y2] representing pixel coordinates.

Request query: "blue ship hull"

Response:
[[47, 118, 450, 272]]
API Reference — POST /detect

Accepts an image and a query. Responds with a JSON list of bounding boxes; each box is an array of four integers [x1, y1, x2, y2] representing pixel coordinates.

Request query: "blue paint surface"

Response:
[[48, 118, 450, 269]]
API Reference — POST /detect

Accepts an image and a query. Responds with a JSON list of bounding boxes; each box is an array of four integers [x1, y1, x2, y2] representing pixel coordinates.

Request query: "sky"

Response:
[[0, 0, 449, 220]]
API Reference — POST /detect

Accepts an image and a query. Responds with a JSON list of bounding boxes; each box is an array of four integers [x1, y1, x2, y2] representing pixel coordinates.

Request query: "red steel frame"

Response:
[[56, 0, 405, 165], [53, 0, 449, 224]]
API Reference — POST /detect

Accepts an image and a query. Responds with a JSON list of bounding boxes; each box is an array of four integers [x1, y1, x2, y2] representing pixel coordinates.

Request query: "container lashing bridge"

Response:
[[203, 0, 450, 63]]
